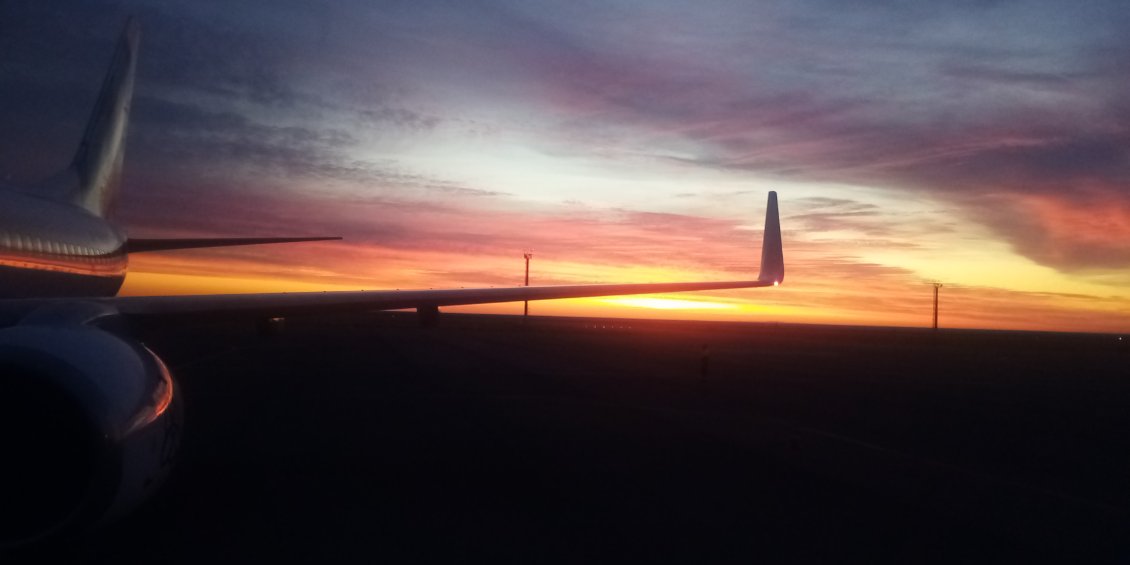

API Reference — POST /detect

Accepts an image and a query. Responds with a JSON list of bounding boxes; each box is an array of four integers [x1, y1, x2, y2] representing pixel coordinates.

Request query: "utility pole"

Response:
[[932, 282, 943, 330], [523, 251, 533, 317]]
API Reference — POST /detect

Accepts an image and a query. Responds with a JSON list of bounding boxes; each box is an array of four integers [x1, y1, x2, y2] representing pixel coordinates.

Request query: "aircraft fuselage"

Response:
[[0, 189, 127, 299]]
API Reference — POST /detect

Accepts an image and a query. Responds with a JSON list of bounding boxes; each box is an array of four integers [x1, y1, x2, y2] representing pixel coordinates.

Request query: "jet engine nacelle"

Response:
[[0, 324, 182, 549]]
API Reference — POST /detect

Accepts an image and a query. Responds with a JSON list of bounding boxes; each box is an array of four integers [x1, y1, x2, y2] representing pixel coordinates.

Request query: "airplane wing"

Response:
[[2, 192, 783, 325], [126, 192, 782, 320], [112, 278, 778, 319]]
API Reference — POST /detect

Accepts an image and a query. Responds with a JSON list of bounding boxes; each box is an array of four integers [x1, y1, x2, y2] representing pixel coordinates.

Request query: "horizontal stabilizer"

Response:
[[125, 236, 342, 254]]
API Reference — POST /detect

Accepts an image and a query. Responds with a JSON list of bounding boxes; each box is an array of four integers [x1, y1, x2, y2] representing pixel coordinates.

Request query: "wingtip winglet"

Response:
[[758, 191, 784, 285]]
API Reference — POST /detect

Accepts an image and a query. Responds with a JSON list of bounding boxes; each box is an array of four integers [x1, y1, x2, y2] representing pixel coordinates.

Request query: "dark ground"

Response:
[[19, 313, 1130, 563]]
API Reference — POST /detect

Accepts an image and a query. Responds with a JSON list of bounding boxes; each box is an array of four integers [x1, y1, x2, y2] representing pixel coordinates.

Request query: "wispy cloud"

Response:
[[3, 1, 1130, 331]]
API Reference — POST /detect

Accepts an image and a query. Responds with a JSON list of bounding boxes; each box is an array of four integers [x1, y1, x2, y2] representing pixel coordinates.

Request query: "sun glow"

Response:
[[599, 297, 736, 310]]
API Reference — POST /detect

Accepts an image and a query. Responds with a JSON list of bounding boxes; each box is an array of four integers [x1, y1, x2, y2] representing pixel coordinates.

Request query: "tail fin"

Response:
[[758, 191, 784, 284], [51, 18, 139, 217]]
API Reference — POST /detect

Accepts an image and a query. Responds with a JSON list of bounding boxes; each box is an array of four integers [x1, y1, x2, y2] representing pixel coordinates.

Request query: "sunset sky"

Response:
[[1, 1, 1128, 332]]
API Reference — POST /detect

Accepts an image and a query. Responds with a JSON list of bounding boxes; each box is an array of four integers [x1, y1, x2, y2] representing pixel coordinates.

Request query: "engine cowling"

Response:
[[0, 324, 183, 548]]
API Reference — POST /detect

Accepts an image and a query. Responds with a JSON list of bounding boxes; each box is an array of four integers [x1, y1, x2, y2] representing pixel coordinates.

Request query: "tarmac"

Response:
[[25, 312, 1130, 563]]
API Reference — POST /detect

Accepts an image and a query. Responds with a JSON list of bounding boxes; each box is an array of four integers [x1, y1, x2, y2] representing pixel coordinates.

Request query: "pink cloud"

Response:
[[963, 188, 1130, 271]]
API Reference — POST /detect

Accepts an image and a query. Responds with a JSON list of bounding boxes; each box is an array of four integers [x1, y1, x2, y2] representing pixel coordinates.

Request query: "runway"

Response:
[[26, 313, 1130, 562]]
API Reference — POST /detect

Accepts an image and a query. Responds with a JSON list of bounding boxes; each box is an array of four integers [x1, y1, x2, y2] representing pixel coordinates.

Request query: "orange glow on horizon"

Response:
[[120, 271, 364, 296], [119, 245, 1130, 335]]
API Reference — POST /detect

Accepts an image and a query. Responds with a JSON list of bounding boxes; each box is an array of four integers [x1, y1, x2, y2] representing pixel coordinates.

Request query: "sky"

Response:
[[1, 0, 1129, 333]]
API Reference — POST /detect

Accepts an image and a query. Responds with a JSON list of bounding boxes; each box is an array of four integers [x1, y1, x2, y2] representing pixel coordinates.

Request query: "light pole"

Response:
[[523, 251, 533, 317], [932, 282, 943, 330]]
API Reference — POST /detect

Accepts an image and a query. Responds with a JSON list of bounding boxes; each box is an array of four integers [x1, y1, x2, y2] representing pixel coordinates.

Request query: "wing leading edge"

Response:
[[93, 191, 784, 320]]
